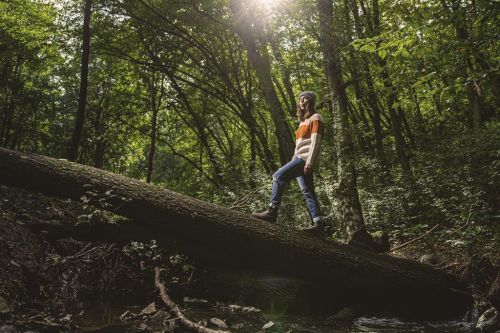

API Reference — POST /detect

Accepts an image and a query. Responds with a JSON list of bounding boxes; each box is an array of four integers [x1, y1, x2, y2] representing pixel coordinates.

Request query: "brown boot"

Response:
[[301, 217, 330, 237], [252, 206, 278, 223]]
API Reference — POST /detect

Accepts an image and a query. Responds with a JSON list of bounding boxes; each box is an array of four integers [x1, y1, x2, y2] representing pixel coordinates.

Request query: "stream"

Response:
[[74, 302, 475, 333]]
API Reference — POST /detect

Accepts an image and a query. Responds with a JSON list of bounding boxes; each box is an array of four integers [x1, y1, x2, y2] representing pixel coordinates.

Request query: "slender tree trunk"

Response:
[[93, 106, 106, 169], [398, 107, 416, 149], [146, 72, 159, 184], [343, 0, 372, 153], [68, 0, 92, 161], [241, 106, 277, 173], [229, 0, 294, 165], [409, 85, 426, 133], [249, 132, 257, 189], [1, 100, 15, 147], [94, 141, 106, 169], [372, 0, 412, 178], [317, 0, 369, 240], [170, 78, 224, 185], [385, 79, 412, 177], [449, 0, 483, 130], [269, 35, 297, 116], [350, 0, 386, 167]]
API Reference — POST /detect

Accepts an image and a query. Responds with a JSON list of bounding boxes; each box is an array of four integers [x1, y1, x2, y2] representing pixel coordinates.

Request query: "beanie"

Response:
[[299, 91, 317, 105]]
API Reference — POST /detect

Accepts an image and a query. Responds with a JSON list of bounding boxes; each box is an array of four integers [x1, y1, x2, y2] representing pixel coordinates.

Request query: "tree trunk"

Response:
[[449, 0, 483, 130], [350, 0, 387, 170], [92, 106, 106, 169], [229, 0, 294, 164], [146, 72, 160, 184], [317, 0, 369, 240], [170, 78, 224, 185], [371, 0, 412, 178], [0, 147, 471, 318], [68, 0, 92, 162], [269, 34, 297, 116]]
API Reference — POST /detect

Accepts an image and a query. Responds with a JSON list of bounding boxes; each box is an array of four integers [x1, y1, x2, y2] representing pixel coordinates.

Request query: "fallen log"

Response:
[[0, 147, 472, 318]]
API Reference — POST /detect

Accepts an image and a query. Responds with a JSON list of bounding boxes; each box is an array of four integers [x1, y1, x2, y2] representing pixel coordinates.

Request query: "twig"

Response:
[[388, 224, 441, 253], [154, 267, 229, 333], [63, 245, 102, 262], [121, 310, 159, 322]]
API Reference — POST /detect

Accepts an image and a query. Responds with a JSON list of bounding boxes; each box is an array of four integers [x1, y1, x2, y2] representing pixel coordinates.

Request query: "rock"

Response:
[[141, 302, 157, 315], [119, 310, 133, 322], [197, 319, 208, 327], [476, 307, 500, 332], [59, 314, 72, 324], [228, 304, 242, 312], [0, 296, 12, 314], [145, 310, 170, 331], [242, 306, 261, 313], [209, 317, 228, 329], [332, 307, 356, 322], [227, 304, 261, 314], [231, 323, 245, 329], [183, 297, 209, 306], [419, 254, 438, 266], [262, 321, 275, 330], [0, 326, 16, 333]]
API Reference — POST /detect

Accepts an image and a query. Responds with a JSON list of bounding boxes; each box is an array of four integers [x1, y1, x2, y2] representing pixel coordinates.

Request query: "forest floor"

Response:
[[0, 184, 498, 332]]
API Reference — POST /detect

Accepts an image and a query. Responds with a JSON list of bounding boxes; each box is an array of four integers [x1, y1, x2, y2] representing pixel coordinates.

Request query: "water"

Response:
[[75, 302, 476, 333]]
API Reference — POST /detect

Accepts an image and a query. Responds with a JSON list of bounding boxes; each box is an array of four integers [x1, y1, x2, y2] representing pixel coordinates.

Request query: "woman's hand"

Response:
[[304, 165, 312, 176]]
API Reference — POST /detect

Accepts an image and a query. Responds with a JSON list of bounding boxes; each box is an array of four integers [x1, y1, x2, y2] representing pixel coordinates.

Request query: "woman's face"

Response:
[[299, 96, 309, 110]]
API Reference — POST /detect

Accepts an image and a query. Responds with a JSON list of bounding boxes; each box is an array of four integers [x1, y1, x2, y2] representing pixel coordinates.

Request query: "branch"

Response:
[[154, 267, 229, 333], [388, 224, 441, 253]]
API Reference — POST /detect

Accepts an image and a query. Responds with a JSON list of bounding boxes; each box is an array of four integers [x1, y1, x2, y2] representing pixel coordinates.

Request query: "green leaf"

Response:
[[359, 43, 377, 53]]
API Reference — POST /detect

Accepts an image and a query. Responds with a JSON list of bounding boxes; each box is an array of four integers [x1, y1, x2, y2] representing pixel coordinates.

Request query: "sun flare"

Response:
[[255, 0, 279, 9]]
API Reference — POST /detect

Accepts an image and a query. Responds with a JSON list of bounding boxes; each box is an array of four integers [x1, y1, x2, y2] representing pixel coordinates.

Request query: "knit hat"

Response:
[[299, 91, 316, 105]]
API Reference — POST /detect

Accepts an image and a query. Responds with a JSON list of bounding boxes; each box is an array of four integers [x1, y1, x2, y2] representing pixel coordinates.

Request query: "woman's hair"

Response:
[[296, 99, 315, 122]]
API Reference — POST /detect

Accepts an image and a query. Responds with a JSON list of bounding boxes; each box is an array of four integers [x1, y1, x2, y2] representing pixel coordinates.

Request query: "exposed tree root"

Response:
[[154, 266, 229, 333]]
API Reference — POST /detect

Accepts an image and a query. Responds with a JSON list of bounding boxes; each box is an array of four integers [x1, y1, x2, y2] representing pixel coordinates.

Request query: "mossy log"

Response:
[[0, 147, 472, 318]]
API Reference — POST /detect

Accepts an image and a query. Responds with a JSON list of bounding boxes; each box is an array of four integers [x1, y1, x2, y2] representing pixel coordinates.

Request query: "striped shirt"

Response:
[[293, 113, 324, 168]]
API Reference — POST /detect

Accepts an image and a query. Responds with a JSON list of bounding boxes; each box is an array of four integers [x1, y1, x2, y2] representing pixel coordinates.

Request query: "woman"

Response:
[[252, 91, 324, 228]]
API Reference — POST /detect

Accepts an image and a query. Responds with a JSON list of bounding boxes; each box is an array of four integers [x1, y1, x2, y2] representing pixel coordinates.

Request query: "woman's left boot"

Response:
[[252, 206, 278, 223]]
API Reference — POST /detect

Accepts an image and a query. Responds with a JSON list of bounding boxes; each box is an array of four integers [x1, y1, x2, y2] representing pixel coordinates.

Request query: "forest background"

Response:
[[0, 0, 498, 258]]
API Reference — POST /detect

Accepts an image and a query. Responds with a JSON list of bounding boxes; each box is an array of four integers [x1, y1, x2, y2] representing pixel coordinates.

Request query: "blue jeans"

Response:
[[270, 157, 321, 221]]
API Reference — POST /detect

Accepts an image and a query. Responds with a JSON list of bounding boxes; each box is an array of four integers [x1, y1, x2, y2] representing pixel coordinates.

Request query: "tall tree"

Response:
[[145, 71, 164, 183], [350, 0, 386, 167], [229, 0, 295, 165], [316, 0, 371, 242], [371, 0, 412, 179], [68, 0, 92, 161], [447, 0, 483, 130]]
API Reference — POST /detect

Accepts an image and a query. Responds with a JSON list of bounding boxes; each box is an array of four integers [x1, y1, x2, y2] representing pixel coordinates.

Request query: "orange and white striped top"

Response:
[[293, 113, 324, 168]]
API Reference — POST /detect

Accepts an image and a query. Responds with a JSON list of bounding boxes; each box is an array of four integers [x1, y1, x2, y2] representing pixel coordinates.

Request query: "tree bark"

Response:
[[146, 71, 162, 184], [68, 0, 92, 162], [0, 147, 471, 318], [92, 105, 106, 169], [317, 0, 369, 240]]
